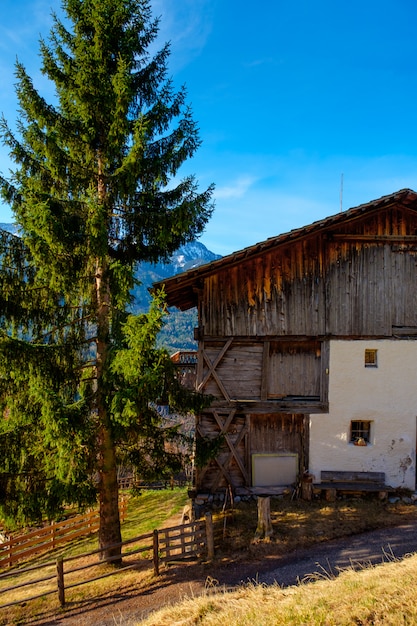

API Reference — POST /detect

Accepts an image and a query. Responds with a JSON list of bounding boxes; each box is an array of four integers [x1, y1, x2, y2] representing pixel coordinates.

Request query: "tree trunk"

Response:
[[96, 257, 122, 562], [254, 496, 273, 541], [98, 421, 122, 562]]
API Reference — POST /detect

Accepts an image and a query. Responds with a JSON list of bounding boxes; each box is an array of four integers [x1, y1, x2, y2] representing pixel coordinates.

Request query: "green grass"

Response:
[[121, 488, 189, 539], [52, 487, 189, 559]]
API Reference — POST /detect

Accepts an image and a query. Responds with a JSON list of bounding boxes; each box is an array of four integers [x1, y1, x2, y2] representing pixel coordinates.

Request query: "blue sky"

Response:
[[1, 0, 417, 255]]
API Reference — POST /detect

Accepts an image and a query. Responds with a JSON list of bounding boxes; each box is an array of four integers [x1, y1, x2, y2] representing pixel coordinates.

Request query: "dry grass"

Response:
[[141, 553, 417, 625], [0, 563, 156, 626], [215, 496, 417, 560]]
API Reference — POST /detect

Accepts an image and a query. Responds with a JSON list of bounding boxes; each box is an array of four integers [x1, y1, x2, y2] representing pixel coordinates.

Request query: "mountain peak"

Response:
[[170, 241, 221, 274]]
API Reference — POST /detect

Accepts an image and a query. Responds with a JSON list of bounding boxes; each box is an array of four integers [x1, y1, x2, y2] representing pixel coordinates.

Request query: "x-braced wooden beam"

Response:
[[197, 339, 233, 402]]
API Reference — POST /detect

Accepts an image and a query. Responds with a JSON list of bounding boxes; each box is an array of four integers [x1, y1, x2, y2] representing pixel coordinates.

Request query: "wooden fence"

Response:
[[118, 476, 188, 490], [0, 513, 214, 610], [0, 499, 127, 569], [153, 513, 213, 575]]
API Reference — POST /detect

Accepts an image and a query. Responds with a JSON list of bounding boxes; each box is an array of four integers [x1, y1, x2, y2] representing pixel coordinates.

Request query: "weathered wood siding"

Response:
[[250, 414, 307, 456], [203, 237, 325, 337], [200, 342, 263, 400], [197, 338, 328, 408], [267, 341, 321, 399], [202, 207, 417, 338], [195, 410, 308, 492]]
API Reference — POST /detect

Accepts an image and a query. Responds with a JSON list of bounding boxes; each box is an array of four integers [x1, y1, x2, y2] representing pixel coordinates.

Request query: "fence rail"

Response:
[[118, 477, 188, 490], [0, 513, 213, 610], [0, 499, 127, 569]]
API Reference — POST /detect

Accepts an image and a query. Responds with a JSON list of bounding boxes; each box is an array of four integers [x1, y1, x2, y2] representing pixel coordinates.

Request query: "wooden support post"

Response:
[[153, 529, 159, 576], [301, 474, 314, 501], [5, 537, 12, 568], [205, 511, 214, 560], [254, 496, 273, 541], [301, 481, 313, 501], [325, 488, 337, 502], [56, 557, 65, 607]]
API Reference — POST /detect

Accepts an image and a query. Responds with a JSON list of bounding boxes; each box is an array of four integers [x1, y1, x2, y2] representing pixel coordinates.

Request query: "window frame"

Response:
[[364, 349, 378, 368], [350, 420, 372, 445]]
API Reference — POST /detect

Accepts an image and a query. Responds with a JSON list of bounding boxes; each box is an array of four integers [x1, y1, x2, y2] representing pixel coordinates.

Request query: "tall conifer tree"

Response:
[[0, 0, 213, 558]]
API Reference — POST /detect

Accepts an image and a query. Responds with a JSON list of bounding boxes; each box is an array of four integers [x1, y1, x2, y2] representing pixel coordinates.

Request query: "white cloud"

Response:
[[150, 0, 216, 69], [199, 152, 417, 256], [244, 57, 275, 68], [214, 175, 258, 200], [0, 0, 55, 51]]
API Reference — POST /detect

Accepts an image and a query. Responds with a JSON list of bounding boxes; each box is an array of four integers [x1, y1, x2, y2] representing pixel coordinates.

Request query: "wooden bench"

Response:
[[316, 471, 394, 501]]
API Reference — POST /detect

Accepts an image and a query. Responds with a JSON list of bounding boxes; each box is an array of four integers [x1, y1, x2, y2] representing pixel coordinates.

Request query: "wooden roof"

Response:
[[154, 188, 417, 310]]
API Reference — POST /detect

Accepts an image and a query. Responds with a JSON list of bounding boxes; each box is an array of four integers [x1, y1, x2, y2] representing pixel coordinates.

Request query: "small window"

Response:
[[350, 420, 371, 444], [364, 349, 377, 367]]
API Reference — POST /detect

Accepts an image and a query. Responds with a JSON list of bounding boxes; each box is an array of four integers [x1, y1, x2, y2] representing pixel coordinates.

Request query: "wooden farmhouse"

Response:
[[155, 189, 417, 499]]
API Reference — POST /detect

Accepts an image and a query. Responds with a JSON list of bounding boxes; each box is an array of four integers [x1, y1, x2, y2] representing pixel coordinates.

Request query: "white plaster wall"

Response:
[[309, 340, 417, 490]]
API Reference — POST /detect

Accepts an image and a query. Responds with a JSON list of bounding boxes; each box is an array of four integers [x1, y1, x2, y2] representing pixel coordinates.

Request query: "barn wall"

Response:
[[203, 237, 325, 337], [309, 339, 417, 490], [201, 342, 264, 400], [195, 410, 308, 493], [268, 341, 321, 398], [201, 208, 417, 338], [198, 338, 327, 409], [250, 413, 307, 462]]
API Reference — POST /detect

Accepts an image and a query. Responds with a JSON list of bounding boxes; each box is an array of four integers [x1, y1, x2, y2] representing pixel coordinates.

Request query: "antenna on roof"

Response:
[[340, 173, 344, 212]]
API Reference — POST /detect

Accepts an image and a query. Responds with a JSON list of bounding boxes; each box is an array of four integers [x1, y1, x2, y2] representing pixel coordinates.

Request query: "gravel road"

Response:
[[252, 520, 417, 587]]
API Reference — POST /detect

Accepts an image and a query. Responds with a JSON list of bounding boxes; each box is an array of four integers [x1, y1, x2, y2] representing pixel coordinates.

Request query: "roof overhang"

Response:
[[153, 188, 417, 310]]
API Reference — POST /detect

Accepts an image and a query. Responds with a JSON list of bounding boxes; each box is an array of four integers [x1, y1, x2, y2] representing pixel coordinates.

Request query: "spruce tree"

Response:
[[0, 0, 213, 559]]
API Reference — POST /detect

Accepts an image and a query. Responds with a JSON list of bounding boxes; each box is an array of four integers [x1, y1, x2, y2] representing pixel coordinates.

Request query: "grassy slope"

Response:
[[141, 553, 417, 625], [0, 488, 189, 624]]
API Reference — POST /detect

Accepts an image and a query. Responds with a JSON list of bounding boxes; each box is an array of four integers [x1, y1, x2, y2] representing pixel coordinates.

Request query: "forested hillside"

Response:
[[133, 241, 221, 353], [0, 225, 220, 354]]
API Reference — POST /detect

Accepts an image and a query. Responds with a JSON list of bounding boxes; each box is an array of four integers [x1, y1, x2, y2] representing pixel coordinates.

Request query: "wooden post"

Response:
[[56, 557, 65, 607], [301, 474, 314, 501], [325, 488, 336, 502], [119, 497, 126, 522], [254, 496, 273, 541], [6, 537, 12, 568], [180, 524, 186, 555], [205, 511, 214, 560], [153, 529, 159, 576]]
